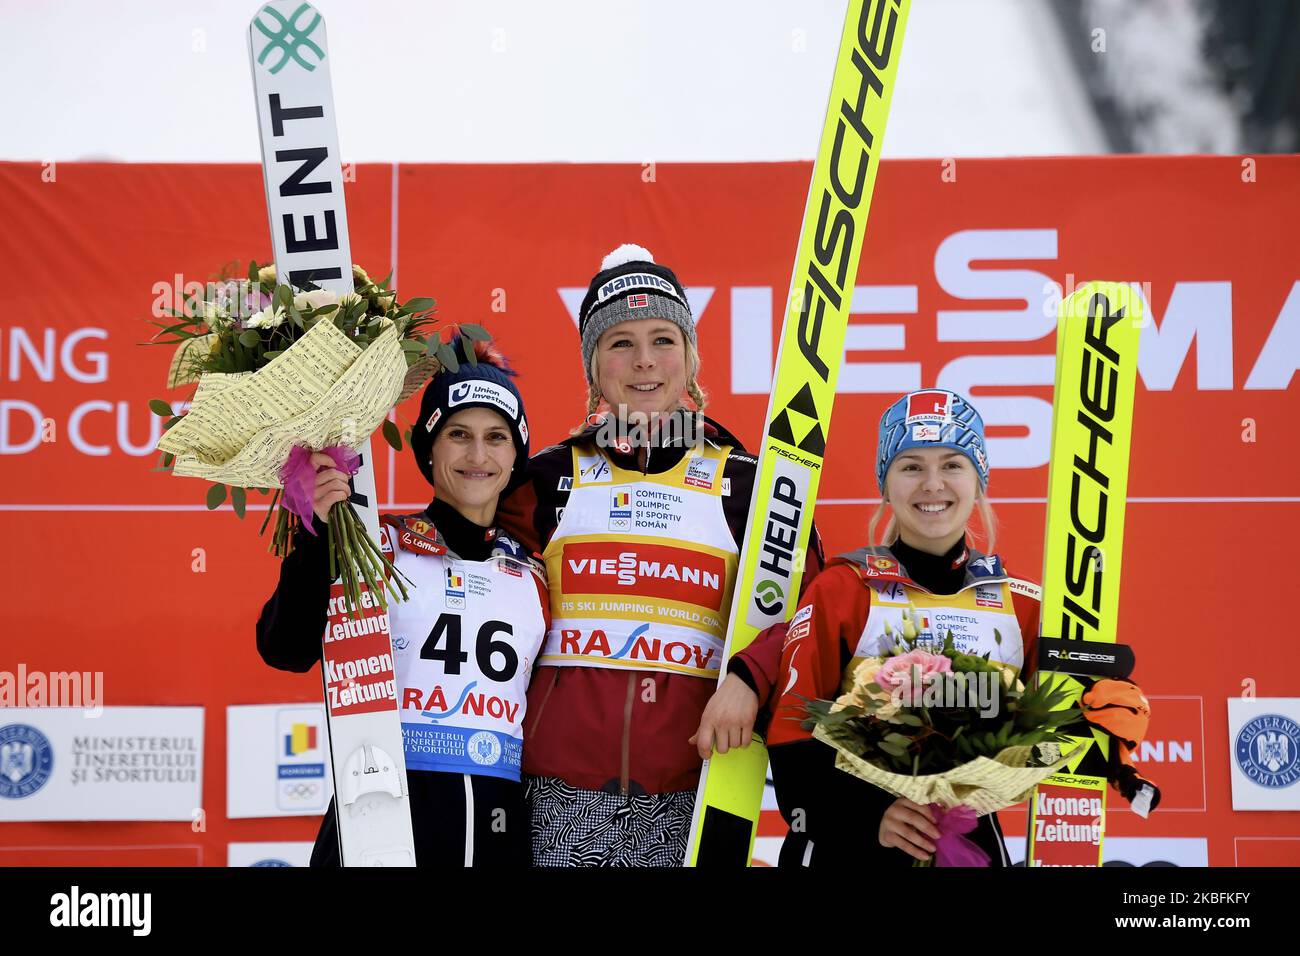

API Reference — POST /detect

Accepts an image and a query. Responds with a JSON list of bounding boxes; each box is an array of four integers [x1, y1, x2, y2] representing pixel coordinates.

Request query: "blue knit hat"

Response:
[[876, 389, 989, 491], [410, 338, 529, 489]]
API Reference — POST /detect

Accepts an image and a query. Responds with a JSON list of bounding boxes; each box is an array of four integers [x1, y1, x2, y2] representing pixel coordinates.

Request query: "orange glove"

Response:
[[1081, 678, 1161, 815]]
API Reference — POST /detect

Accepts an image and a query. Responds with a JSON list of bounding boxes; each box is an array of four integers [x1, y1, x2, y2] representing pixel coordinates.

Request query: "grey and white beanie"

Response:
[[577, 244, 696, 386]]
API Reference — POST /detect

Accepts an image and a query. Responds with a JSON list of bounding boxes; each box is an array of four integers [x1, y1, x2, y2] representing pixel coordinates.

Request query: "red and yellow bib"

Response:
[[540, 444, 739, 678], [845, 576, 1026, 691]]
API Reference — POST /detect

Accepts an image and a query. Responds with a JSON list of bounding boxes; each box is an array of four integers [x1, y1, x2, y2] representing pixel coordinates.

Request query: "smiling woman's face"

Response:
[[429, 407, 515, 520], [594, 319, 688, 420], [884, 447, 980, 554]]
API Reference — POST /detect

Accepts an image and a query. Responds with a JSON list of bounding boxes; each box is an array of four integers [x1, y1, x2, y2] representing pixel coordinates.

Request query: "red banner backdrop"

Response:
[[1, 156, 1297, 865]]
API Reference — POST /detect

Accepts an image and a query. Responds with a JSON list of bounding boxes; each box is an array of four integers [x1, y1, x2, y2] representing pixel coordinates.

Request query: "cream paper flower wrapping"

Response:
[[812, 722, 1080, 816], [156, 318, 406, 489]]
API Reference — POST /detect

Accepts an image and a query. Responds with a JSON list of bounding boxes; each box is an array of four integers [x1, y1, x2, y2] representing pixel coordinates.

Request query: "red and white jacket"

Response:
[[769, 544, 1041, 747], [764, 543, 1041, 867]]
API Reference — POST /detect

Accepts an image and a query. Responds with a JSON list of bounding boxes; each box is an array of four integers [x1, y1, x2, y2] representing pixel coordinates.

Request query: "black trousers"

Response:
[[310, 769, 531, 867]]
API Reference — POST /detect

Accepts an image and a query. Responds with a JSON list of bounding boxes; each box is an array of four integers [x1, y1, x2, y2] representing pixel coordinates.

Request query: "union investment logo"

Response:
[[254, 2, 326, 75]]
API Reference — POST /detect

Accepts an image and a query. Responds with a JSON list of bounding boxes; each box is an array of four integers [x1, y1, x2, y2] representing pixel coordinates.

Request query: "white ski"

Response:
[[248, 0, 416, 866]]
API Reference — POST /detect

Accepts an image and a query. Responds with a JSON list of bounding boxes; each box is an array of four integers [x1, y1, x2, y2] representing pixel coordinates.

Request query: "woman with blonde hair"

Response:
[[497, 244, 822, 866], [765, 388, 1041, 867]]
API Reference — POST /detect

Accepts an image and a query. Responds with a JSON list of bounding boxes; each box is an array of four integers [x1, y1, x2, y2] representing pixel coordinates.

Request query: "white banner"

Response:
[[228, 841, 315, 867], [1005, 836, 1209, 867], [1227, 698, 1300, 811], [226, 704, 332, 818], [0, 708, 203, 821]]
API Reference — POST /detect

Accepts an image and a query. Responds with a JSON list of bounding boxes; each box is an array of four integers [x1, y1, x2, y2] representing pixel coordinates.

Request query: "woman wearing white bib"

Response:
[[257, 337, 546, 867]]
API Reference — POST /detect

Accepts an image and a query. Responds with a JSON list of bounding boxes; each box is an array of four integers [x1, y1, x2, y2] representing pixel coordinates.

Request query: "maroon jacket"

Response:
[[497, 416, 822, 795]]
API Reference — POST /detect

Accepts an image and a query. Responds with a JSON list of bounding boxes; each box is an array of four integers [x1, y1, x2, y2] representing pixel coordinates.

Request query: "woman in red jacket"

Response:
[[497, 244, 820, 866], [767, 389, 1040, 867]]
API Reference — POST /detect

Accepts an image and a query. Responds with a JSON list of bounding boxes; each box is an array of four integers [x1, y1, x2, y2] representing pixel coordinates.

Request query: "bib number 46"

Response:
[[421, 613, 519, 682]]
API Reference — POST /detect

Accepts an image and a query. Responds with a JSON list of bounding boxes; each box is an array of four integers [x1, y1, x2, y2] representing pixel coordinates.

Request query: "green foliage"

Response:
[[381, 419, 403, 451]]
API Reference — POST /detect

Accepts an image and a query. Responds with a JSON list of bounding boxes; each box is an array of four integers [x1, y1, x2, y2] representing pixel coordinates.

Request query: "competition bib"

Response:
[[381, 520, 546, 782], [848, 577, 1026, 685], [540, 445, 739, 678]]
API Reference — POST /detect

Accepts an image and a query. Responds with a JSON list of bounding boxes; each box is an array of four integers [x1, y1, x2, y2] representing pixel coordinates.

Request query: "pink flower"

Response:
[[875, 649, 952, 704], [243, 290, 272, 316]]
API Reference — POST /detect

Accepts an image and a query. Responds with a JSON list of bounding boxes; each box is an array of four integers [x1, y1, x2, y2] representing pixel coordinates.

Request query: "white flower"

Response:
[[246, 304, 285, 329], [293, 289, 339, 312]]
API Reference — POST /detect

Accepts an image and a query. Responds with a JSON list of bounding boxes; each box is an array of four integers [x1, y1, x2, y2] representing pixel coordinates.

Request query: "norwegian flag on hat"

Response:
[[627, 293, 649, 309]]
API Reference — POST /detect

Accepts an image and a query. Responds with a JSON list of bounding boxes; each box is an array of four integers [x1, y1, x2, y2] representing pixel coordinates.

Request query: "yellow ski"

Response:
[[1025, 283, 1143, 867], [684, 0, 911, 867]]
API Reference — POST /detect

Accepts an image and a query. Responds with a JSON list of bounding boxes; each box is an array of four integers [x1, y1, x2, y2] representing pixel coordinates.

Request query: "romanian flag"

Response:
[[284, 723, 318, 756]]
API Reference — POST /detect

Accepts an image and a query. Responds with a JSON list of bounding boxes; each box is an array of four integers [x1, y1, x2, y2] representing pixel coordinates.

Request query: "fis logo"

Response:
[[609, 487, 632, 531], [905, 390, 952, 422], [578, 456, 612, 483], [911, 424, 940, 442], [875, 581, 907, 602]]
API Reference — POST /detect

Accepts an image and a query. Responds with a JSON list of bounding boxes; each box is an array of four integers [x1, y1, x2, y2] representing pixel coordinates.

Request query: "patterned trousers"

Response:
[[525, 775, 695, 867]]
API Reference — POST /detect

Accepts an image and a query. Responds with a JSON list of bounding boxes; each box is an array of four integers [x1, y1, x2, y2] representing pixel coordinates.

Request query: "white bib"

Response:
[[380, 523, 546, 781]]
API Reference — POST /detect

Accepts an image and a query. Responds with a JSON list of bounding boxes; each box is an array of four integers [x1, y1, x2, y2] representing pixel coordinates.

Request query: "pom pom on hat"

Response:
[[577, 244, 695, 387], [601, 243, 655, 271]]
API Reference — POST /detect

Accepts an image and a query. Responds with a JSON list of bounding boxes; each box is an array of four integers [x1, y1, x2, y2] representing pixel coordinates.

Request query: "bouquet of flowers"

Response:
[[146, 261, 489, 613], [803, 607, 1084, 866]]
